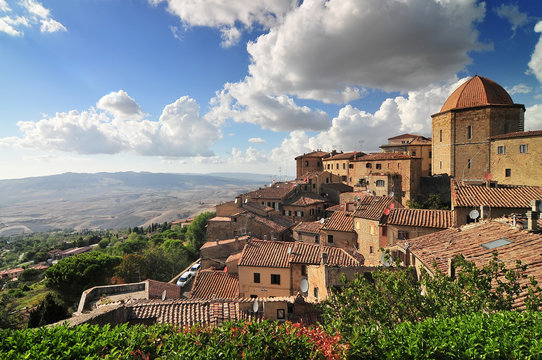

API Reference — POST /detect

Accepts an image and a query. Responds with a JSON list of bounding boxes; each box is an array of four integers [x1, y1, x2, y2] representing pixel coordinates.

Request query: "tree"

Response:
[[27, 293, 69, 328], [45, 252, 121, 305], [185, 212, 215, 253], [115, 254, 148, 283]]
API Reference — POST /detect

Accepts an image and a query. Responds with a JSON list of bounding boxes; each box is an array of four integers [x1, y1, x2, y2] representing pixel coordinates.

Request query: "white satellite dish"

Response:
[[300, 278, 309, 293], [253, 301, 259, 312], [234, 198, 238, 204], [389, 192, 395, 197], [469, 209, 480, 220], [161, 290, 167, 301], [381, 253, 393, 267], [319, 218, 325, 224], [538, 202, 542, 212], [354, 196, 361, 202], [244, 198, 248, 203], [287, 247, 292, 255]]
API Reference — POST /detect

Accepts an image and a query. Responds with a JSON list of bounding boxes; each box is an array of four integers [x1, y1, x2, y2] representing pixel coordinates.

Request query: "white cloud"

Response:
[[271, 77, 466, 162], [495, 3, 529, 36], [230, 146, 267, 163], [528, 21, 542, 84], [170, 25, 182, 40], [150, 0, 296, 46], [5, 92, 221, 157], [506, 83, 532, 95], [97, 90, 144, 120], [0, 0, 66, 36], [525, 104, 542, 131], [207, 79, 330, 131], [248, 137, 265, 144], [242, 0, 486, 104], [0, 0, 11, 12], [40, 18, 66, 33]]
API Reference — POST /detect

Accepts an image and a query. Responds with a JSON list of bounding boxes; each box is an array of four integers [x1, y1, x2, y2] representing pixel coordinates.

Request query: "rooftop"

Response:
[[353, 152, 419, 161], [489, 130, 542, 140], [293, 221, 324, 234], [284, 192, 327, 207], [324, 151, 364, 161], [439, 75, 516, 113], [189, 270, 239, 299], [386, 208, 453, 229], [353, 195, 398, 221], [245, 182, 296, 200], [452, 181, 542, 208], [295, 150, 330, 160], [238, 239, 361, 268], [323, 211, 354, 232]]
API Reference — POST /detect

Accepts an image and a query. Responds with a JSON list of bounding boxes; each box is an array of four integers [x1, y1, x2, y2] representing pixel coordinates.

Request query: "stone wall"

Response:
[[490, 136, 542, 186]]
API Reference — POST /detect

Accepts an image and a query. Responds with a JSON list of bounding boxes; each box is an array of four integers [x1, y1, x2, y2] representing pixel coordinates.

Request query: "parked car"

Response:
[[176, 272, 192, 287], [188, 262, 201, 277]]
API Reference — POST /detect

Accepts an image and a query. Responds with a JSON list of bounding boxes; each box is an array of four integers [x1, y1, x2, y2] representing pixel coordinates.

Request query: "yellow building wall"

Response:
[[490, 136, 542, 186], [354, 217, 382, 266], [238, 266, 291, 298], [320, 229, 357, 250]]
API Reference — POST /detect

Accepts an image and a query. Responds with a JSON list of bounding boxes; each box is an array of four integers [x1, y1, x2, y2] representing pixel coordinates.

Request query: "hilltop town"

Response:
[[2, 75, 542, 330]]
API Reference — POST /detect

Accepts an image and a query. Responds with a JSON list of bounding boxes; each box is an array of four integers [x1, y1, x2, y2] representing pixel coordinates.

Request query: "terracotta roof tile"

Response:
[[236, 211, 293, 234], [398, 220, 542, 308], [285, 192, 327, 207], [323, 211, 354, 232], [295, 150, 330, 159], [321, 183, 353, 193], [386, 208, 453, 229], [189, 270, 239, 299], [200, 235, 252, 250], [440, 75, 515, 113], [245, 182, 296, 200], [293, 221, 324, 234], [353, 196, 397, 221], [489, 130, 542, 140], [238, 239, 360, 268], [452, 181, 542, 208], [325, 151, 364, 160]]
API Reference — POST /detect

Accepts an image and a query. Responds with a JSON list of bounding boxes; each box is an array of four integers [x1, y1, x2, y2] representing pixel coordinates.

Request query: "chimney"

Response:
[[447, 258, 455, 279], [527, 200, 540, 231], [235, 196, 243, 208], [321, 251, 328, 265]]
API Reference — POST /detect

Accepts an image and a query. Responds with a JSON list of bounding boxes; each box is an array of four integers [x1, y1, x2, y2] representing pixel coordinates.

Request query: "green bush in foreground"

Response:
[[0, 312, 541, 359]]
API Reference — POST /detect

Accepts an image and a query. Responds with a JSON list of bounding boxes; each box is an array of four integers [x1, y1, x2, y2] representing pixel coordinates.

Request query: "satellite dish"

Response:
[[485, 173, 493, 181], [389, 192, 395, 198], [319, 218, 325, 224], [244, 198, 248, 203], [161, 290, 167, 301], [234, 198, 238, 204], [389, 203, 395, 209], [384, 208, 390, 215], [287, 247, 292, 255], [253, 301, 259, 312], [381, 253, 393, 267], [469, 209, 480, 220], [354, 196, 361, 202], [300, 278, 309, 293], [538, 202, 542, 212]]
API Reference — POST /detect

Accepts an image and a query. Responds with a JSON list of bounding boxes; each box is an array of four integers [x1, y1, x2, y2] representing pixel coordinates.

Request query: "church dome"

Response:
[[440, 75, 514, 113]]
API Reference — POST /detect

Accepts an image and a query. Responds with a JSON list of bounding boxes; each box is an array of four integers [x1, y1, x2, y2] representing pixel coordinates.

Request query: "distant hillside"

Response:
[[0, 172, 270, 235]]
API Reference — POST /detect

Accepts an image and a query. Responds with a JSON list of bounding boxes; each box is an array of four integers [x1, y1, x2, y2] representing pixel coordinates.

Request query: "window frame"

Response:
[[254, 273, 261, 283], [271, 274, 281, 285]]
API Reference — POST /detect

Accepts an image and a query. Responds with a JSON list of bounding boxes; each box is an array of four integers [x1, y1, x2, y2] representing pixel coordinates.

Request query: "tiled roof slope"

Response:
[[397, 220, 542, 308], [236, 211, 294, 234], [325, 151, 363, 160], [293, 221, 324, 234], [238, 239, 360, 268], [189, 270, 239, 299], [285, 192, 327, 206], [126, 299, 260, 326], [295, 150, 330, 159], [452, 181, 542, 208], [354, 196, 397, 221], [386, 208, 453, 229], [440, 75, 515, 113], [245, 182, 296, 200], [321, 183, 353, 192], [489, 130, 542, 140], [323, 211, 354, 232]]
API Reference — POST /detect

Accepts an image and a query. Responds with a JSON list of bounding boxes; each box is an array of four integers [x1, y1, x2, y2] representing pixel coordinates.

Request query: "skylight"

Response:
[[481, 238, 513, 250]]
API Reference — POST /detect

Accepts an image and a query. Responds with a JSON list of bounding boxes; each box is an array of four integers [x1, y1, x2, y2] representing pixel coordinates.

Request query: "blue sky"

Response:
[[0, 0, 541, 180]]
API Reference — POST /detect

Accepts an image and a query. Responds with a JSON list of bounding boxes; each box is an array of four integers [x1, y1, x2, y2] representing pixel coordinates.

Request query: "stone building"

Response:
[[431, 75, 525, 182], [295, 150, 330, 178], [383, 208, 453, 246], [322, 151, 364, 183], [380, 134, 432, 177], [489, 130, 542, 186]]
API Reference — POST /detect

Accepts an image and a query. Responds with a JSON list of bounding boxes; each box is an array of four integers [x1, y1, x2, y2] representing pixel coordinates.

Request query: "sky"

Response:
[[0, 0, 541, 181]]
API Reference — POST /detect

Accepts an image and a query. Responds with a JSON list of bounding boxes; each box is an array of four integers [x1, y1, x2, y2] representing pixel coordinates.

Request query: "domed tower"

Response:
[[431, 75, 525, 181]]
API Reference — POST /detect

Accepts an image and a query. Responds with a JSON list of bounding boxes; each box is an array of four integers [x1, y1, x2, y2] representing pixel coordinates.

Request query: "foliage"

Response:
[[27, 293, 68, 328], [320, 253, 540, 337], [45, 252, 121, 305], [0, 295, 18, 329], [184, 212, 215, 254], [407, 194, 450, 210], [0, 321, 345, 360], [348, 311, 542, 359], [115, 254, 148, 283], [18, 269, 43, 283]]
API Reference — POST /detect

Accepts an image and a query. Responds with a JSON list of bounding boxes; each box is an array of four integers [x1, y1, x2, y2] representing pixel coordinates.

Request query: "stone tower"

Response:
[[431, 75, 525, 181]]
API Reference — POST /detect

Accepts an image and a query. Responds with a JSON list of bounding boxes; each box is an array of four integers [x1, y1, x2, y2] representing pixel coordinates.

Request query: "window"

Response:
[[467, 159, 471, 169], [341, 175, 347, 182], [369, 246, 374, 254], [382, 226, 387, 236], [250, 294, 257, 299], [439, 161, 442, 170], [366, 163, 372, 168], [310, 209, 314, 216], [349, 164, 353, 169], [327, 234, 334, 244], [411, 151, 416, 156], [327, 164, 330, 169], [376, 163, 382, 170], [505, 168, 511, 177], [343, 163, 346, 169], [429, 151, 432, 158], [326, 177, 329, 183], [314, 287, 319, 300], [305, 161, 309, 167], [497, 146, 506, 154], [271, 274, 281, 285], [315, 235, 320, 244], [254, 273, 260, 283], [520, 144, 528, 153], [439, 129, 442, 142], [277, 309, 285, 319], [301, 265, 307, 276], [376, 180, 385, 187], [467, 125, 472, 140], [398, 230, 409, 240]]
